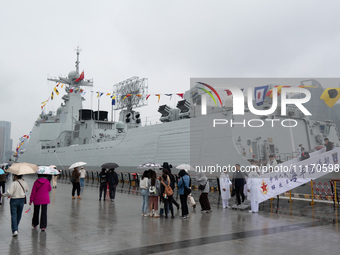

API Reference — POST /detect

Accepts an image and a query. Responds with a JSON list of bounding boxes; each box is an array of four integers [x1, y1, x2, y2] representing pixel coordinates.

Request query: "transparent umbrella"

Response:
[[138, 162, 162, 170], [176, 164, 195, 172]]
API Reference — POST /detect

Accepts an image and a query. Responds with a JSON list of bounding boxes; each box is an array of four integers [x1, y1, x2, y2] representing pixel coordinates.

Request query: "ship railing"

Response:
[[278, 152, 296, 162]]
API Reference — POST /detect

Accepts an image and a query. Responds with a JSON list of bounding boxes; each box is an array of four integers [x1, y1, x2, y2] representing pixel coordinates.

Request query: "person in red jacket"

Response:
[[29, 174, 52, 231]]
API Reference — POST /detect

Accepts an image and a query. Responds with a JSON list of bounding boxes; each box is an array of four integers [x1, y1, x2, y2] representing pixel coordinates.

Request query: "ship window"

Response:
[[320, 125, 325, 133], [46, 146, 50, 149], [97, 123, 112, 129], [319, 125, 330, 134], [42, 146, 45, 149]]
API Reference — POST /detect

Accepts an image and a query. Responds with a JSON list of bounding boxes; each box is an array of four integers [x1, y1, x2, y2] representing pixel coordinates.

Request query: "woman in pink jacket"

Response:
[[29, 175, 52, 231]]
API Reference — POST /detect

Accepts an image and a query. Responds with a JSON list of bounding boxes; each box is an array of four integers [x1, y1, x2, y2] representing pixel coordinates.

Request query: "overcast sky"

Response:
[[1, 0, 340, 150]]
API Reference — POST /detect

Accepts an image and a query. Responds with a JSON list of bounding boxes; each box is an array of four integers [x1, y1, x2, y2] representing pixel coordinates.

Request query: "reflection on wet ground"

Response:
[[0, 176, 339, 255]]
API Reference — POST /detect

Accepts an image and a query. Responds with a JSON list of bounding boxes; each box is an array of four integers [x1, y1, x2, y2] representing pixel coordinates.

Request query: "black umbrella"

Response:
[[101, 163, 119, 169]]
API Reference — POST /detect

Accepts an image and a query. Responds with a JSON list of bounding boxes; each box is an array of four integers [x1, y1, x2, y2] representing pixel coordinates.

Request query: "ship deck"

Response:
[[0, 177, 339, 255]]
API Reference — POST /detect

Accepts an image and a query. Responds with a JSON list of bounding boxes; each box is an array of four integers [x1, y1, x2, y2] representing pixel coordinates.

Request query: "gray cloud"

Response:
[[1, 0, 340, 149]]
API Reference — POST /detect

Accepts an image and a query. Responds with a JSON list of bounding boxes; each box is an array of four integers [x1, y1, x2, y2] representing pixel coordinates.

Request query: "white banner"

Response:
[[257, 147, 340, 203]]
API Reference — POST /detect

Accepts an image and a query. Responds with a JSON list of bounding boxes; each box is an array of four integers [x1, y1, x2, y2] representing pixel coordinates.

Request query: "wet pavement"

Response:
[[0, 176, 340, 255]]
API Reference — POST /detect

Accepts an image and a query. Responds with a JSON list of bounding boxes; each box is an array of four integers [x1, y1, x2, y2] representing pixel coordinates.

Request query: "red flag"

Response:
[[266, 90, 272, 97], [70, 88, 74, 93], [176, 93, 184, 99], [146, 94, 151, 100], [75, 71, 84, 82], [224, 89, 232, 96]]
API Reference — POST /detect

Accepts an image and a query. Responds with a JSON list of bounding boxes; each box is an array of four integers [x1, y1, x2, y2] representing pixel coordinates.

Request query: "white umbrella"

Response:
[[7, 162, 38, 175], [69, 162, 87, 169], [176, 164, 195, 171], [138, 162, 161, 170], [37, 166, 60, 175]]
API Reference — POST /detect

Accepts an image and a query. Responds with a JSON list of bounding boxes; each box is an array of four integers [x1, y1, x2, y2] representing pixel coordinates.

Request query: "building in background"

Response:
[[0, 121, 13, 162]]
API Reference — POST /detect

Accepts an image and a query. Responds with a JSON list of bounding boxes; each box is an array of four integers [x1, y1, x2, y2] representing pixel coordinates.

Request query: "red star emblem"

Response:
[[261, 180, 268, 194]]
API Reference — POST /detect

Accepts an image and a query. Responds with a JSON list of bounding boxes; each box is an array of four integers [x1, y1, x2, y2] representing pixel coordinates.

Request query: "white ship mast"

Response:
[[47, 48, 94, 132]]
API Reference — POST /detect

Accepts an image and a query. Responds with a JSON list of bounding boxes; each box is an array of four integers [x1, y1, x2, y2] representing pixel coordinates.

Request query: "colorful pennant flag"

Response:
[[176, 93, 184, 99], [51, 92, 54, 100], [266, 85, 291, 98], [111, 95, 116, 105], [165, 94, 173, 100], [320, 88, 340, 108], [146, 94, 151, 100], [299, 85, 317, 88], [155, 94, 161, 103], [75, 71, 84, 82], [224, 89, 232, 96], [123, 94, 132, 100], [254, 85, 269, 106], [54, 87, 59, 95]]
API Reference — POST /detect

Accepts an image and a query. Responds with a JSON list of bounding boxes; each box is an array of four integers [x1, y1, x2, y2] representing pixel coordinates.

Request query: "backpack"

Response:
[[149, 186, 156, 194], [198, 181, 207, 191], [182, 177, 191, 195], [161, 179, 173, 197]]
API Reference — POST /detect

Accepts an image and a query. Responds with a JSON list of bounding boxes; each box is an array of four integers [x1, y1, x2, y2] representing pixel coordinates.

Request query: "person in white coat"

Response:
[[247, 166, 260, 213], [219, 172, 231, 208]]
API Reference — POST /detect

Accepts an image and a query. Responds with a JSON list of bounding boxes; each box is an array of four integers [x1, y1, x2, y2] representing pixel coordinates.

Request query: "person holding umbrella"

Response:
[[2, 162, 36, 237], [49, 165, 59, 188], [30, 174, 52, 231], [71, 167, 81, 199], [69, 162, 86, 199], [2, 175, 29, 237]]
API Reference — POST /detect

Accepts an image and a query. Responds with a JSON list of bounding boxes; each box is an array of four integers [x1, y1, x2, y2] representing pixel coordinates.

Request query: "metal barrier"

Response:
[[330, 179, 340, 207], [312, 181, 333, 202]]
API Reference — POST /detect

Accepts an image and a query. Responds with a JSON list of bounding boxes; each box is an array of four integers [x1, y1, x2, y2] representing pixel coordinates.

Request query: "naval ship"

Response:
[[16, 50, 340, 174]]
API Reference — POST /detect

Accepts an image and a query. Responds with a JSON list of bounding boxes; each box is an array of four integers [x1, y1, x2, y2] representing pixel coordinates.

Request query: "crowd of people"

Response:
[[0, 137, 335, 237]]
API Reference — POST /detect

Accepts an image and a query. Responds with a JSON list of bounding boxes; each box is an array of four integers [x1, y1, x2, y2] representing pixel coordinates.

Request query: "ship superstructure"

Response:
[[17, 51, 340, 174]]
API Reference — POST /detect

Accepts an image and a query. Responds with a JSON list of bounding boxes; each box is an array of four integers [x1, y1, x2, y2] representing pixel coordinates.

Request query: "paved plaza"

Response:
[[0, 177, 340, 255]]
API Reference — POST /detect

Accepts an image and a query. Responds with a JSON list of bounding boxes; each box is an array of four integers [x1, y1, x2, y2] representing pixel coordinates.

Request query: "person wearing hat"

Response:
[[219, 172, 231, 208], [247, 166, 260, 213], [79, 167, 86, 189], [2, 175, 29, 237]]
